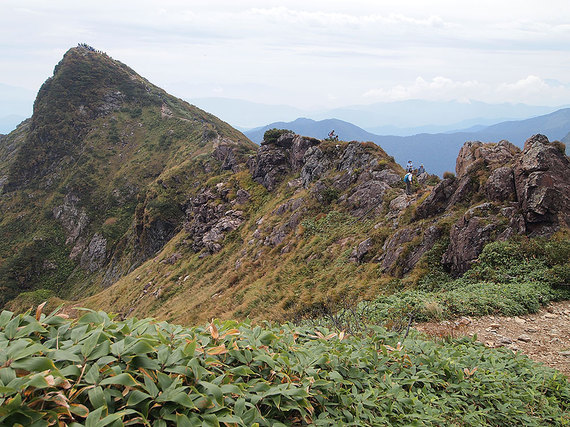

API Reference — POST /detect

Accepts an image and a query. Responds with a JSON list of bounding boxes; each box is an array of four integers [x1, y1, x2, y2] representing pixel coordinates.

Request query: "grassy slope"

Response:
[[78, 142, 411, 324]]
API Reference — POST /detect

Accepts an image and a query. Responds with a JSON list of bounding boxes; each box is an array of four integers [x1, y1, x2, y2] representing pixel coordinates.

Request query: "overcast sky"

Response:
[[2, 0, 570, 111]]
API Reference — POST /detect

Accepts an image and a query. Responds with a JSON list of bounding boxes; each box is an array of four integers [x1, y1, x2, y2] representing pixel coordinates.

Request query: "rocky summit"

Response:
[[1, 47, 569, 325]]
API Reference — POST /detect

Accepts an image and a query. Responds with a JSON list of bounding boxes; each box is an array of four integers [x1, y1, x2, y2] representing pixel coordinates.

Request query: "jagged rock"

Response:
[[250, 133, 320, 191], [80, 233, 107, 272], [202, 210, 245, 253], [514, 134, 570, 233], [234, 189, 250, 205], [389, 193, 411, 213], [349, 238, 374, 263], [249, 145, 290, 191], [372, 169, 401, 185], [446, 175, 476, 207], [53, 193, 89, 247], [338, 143, 378, 174], [416, 172, 431, 184], [442, 214, 497, 275], [301, 146, 330, 187], [413, 177, 458, 220], [386, 192, 412, 226], [184, 185, 247, 253], [379, 225, 442, 275], [403, 226, 442, 274], [163, 252, 182, 265], [484, 166, 516, 202], [212, 138, 241, 172], [342, 180, 391, 218], [264, 210, 305, 247], [379, 227, 420, 273], [456, 140, 519, 179]]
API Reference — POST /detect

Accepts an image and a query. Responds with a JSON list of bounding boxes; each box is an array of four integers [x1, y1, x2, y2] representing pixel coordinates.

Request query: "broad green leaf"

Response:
[[85, 406, 105, 427], [84, 364, 101, 385], [201, 414, 220, 427], [14, 320, 47, 339], [81, 330, 102, 359], [143, 375, 159, 398], [0, 310, 14, 328], [69, 404, 90, 417], [97, 409, 137, 426], [11, 357, 56, 372], [51, 349, 82, 363], [100, 373, 139, 387], [88, 386, 107, 409], [4, 316, 20, 340], [126, 389, 151, 406], [198, 381, 223, 405], [175, 413, 193, 427]]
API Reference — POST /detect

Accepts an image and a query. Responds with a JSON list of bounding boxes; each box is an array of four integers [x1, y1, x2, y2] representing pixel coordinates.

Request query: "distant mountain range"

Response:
[[191, 97, 565, 136], [244, 108, 570, 175]]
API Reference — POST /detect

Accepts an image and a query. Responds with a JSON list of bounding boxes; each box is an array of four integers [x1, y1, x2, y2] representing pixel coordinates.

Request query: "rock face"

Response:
[[52, 192, 89, 259], [426, 134, 570, 275], [455, 140, 520, 179], [379, 225, 442, 276], [212, 138, 241, 172], [80, 233, 107, 272], [514, 134, 570, 233], [249, 133, 320, 191], [484, 167, 516, 202], [184, 186, 245, 253], [413, 178, 458, 220]]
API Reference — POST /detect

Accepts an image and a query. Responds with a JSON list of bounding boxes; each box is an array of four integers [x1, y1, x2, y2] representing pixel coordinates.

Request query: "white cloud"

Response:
[[1, 1, 570, 108], [363, 75, 570, 105]]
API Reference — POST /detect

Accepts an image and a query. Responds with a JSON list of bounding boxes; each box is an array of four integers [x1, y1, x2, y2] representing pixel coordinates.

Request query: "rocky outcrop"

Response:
[[456, 140, 520, 179], [184, 186, 246, 253], [349, 238, 374, 263], [341, 179, 391, 218], [249, 133, 320, 191], [413, 177, 458, 220], [379, 225, 442, 276], [53, 192, 89, 259], [514, 134, 570, 233], [412, 135, 569, 275], [212, 138, 244, 172], [442, 204, 499, 275], [301, 147, 331, 187], [484, 166, 516, 202], [80, 233, 107, 272]]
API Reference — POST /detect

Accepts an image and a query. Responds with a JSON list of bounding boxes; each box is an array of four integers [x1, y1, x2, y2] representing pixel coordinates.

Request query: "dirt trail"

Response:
[[415, 300, 570, 377]]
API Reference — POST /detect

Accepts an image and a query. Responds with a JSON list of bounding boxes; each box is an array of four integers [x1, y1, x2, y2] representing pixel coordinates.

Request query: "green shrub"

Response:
[[551, 140, 567, 155], [1, 307, 568, 426], [442, 171, 455, 180], [263, 128, 291, 144]]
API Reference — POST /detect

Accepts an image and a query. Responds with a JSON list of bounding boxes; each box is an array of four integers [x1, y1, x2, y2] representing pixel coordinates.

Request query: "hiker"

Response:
[[406, 160, 413, 173], [328, 130, 338, 141], [404, 172, 413, 195], [418, 164, 425, 174]]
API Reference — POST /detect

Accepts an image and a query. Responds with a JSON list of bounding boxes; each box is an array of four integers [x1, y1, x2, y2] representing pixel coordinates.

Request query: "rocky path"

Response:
[[415, 300, 570, 377]]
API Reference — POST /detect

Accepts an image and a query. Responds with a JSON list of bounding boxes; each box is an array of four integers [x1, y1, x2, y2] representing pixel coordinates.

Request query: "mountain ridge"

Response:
[[1, 46, 569, 329], [245, 109, 570, 175]]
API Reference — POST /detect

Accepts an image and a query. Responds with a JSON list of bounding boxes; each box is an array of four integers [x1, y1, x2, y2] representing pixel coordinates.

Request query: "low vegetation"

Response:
[[307, 235, 570, 332], [1, 304, 569, 426]]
